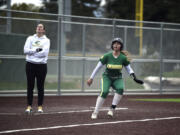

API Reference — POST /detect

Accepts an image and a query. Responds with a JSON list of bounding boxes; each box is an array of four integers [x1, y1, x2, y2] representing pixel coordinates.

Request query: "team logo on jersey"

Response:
[[107, 64, 122, 69], [32, 41, 42, 47]]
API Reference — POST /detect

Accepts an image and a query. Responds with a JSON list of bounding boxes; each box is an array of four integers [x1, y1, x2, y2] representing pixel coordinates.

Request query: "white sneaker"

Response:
[[91, 112, 98, 119], [107, 108, 114, 117], [38, 106, 43, 113], [25, 106, 32, 114]]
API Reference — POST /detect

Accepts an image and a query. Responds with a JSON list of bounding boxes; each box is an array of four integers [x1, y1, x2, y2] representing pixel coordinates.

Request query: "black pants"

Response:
[[26, 62, 47, 106]]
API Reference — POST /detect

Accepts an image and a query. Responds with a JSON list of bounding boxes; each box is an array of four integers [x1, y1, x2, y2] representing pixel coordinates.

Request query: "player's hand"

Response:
[[130, 73, 144, 85], [36, 48, 42, 52], [87, 78, 93, 86]]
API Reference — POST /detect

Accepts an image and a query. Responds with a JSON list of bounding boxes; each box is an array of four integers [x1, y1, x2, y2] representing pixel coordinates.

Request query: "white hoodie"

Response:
[[24, 34, 50, 64]]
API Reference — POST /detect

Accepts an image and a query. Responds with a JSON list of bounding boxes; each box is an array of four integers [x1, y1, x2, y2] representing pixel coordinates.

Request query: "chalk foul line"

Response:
[[0, 107, 128, 116], [0, 116, 180, 134]]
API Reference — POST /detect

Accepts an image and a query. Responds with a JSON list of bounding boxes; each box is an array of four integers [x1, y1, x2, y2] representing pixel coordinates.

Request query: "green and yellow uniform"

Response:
[[99, 52, 130, 98]]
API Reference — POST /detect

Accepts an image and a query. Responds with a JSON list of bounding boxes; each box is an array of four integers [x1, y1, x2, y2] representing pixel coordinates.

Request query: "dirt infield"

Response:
[[0, 94, 180, 135]]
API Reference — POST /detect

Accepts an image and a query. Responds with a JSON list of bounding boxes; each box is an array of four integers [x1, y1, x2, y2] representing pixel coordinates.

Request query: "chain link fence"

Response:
[[0, 9, 180, 95]]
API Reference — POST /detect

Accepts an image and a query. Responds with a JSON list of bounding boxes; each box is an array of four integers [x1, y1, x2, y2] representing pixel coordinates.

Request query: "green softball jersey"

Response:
[[100, 52, 130, 78]]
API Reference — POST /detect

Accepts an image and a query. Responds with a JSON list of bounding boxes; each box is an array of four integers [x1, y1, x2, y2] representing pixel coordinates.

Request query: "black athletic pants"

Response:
[[26, 62, 47, 106]]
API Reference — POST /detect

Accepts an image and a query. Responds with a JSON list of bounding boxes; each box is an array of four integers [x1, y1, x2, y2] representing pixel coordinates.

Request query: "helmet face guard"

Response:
[[111, 38, 123, 51]]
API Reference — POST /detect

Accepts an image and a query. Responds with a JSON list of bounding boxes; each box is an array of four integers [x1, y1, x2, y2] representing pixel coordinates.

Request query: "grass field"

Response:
[[0, 77, 144, 90], [131, 98, 180, 102]]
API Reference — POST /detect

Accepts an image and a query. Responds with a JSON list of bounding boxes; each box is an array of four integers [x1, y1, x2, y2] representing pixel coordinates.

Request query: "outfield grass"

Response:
[[124, 78, 144, 89], [0, 76, 145, 90], [163, 69, 180, 77], [131, 98, 180, 102], [0, 81, 79, 90]]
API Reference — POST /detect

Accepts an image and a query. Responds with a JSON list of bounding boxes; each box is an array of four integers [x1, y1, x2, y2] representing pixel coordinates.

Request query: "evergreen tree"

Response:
[[143, 0, 180, 23], [105, 0, 135, 20], [104, 0, 180, 23], [40, 0, 101, 17]]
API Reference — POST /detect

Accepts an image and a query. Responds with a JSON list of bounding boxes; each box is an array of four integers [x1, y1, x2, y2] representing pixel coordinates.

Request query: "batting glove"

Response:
[[130, 73, 144, 85]]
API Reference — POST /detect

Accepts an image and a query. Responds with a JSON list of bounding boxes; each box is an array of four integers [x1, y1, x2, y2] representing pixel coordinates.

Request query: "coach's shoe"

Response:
[[25, 106, 32, 114], [107, 108, 114, 117], [91, 112, 98, 120], [38, 106, 43, 113]]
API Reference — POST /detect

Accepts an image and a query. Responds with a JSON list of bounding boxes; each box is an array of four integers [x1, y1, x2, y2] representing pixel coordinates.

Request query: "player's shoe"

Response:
[[25, 106, 32, 114], [91, 112, 98, 119], [107, 108, 114, 117], [37, 106, 43, 113]]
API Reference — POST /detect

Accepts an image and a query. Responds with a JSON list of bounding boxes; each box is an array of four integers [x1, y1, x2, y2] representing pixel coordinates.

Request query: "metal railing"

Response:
[[0, 9, 180, 95]]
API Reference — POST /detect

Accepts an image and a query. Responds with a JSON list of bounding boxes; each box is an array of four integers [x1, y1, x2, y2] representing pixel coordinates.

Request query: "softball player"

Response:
[[87, 37, 143, 119], [24, 24, 50, 113]]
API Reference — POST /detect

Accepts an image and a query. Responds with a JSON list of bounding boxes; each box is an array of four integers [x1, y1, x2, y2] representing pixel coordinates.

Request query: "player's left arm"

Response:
[[125, 64, 144, 85]]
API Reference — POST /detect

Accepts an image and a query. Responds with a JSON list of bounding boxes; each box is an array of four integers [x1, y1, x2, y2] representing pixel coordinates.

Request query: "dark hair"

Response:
[[37, 23, 45, 30]]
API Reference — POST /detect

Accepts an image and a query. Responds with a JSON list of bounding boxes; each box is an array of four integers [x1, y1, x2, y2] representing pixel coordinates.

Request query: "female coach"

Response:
[[87, 37, 143, 119], [24, 23, 50, 113]]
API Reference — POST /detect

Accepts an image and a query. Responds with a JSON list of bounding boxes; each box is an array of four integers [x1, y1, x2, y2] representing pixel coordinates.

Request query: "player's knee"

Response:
[[100, 91, 109, 98], [116, 89, 124, 95]]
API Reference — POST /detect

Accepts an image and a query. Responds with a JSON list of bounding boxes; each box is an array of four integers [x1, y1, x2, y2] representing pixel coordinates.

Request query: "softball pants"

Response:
[[100, 74, 124, 98], [26, 62, 47, 106]]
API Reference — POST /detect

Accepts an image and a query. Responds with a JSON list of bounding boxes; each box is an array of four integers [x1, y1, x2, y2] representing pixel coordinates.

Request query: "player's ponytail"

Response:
[[121, 50, 131, 61]]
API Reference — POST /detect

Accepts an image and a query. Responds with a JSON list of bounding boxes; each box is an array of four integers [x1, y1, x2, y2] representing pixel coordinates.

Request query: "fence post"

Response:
[[6, 1, 11, 34], [159, 23, 164, 94], [81, 24, 86, 92], [124, 26, 127, 50], [57, 15, 62, 95], [112, 19, 116, 38], [123, 26, 128, 91]]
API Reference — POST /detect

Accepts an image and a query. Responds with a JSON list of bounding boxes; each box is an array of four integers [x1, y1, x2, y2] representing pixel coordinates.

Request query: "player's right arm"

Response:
[[87, 61, 103, 86], [87, 54, 108, 86], [24, 36, 36, 55]]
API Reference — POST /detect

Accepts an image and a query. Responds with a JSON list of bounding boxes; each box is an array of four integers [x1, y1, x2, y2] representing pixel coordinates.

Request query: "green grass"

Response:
[[0, 82, 26, 90], [124, 77, 144, 89], [131, 98, 180, 102], [163, 70, 180, 77], [0, 81, 80, 90], [45, 81, 80, 89], [0, 77, 145, 90]]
